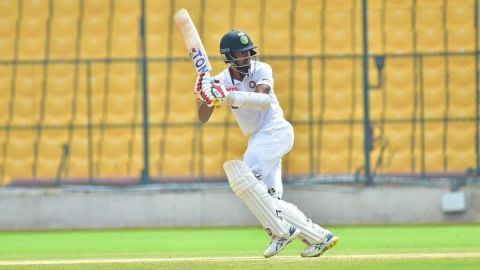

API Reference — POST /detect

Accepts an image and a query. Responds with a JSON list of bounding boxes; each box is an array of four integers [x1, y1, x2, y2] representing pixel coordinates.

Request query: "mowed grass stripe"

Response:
[[1, 252, 480, 266]]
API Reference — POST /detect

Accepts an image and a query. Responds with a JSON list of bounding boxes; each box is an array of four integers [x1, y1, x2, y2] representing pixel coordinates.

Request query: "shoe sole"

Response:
[[301, 235, 339, 258], [264, 229, 301, 258]]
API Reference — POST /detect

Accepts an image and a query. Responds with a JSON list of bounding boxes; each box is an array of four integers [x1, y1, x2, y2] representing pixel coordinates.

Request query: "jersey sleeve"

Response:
[[256, 63, 274, 88]]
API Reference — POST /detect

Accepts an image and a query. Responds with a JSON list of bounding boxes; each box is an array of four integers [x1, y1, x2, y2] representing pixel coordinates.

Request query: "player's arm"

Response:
[[255, 84, 271, 94], [198, 102, 214, 123]]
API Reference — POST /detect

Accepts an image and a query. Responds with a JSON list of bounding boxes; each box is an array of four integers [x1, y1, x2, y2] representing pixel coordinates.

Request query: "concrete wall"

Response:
[[0, 184, 479, 230]]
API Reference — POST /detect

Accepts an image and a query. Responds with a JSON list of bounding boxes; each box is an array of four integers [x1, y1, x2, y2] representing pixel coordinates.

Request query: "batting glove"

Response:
[[194, 72, 213, 101], [200, 82, 227, 108]]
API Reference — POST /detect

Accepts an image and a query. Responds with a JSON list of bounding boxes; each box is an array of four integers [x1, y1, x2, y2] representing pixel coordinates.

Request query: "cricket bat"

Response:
[[174, 9, 212, 74]]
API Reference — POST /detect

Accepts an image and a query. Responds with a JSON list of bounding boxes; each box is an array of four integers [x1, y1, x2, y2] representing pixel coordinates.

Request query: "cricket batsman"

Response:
[[194, 30, 339, 258]]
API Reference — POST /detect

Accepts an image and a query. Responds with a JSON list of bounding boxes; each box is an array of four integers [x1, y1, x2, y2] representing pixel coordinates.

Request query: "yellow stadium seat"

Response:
[[50, 17, 78, 59], [382, 124, 413, 173], [224, 124, 248, 161], [5, 130, 36, 161], [68, 157, 89, 179], [109, 63, 137, 94], [448, 151, 475, 173], [12, 97, 39, 125], [294, 3, 322, 55], [415, 8, 445, 52], [83, 0, 109, 16], [54, 0, 79, 16], [18, 16, 48, 60], [0, 0, 18, 18], [448, 123, 475, 153], [325, 0, 353, 10], [43, 97, 73, 125], [115, 0, 140, 16], [66, 130, 90, 179], [203, 0, 231, 54], [288, 125, 313, 175], [448, 57, 475, 117], [232, 0, 261, 39], [422, 122, 444, 172], [384, 58, 415, 119], [84, 64, 107, 123], [319, 125, 350, 173], [324, 11, 353, 54], [200, 126, 226, 176], [0, 97, 9, 125], [447, 27, 475, 52], [263, 0, 292, 55], [111, 15, 140, 57], [0, 66, 12, 124], [96, 129, 131, 177], [146, 0, 170, 57], [270, 60, 291, 116], [35, 130, 68, 179], [4, 159, 32, 183], [366, 6, 384, 54], [323, 60, 355, 120], [423, 150, 444, 173], [81, 15, 108, 58], [385, 8, 413, 53], [148, 128, 164, 177], [447, 4, 474, 29], [422, 57, 446, 118], [0, 16, 17, 60], [168, 63, 197, 122], [160, 127, 194, 177], [290, 60, 314, 122], [148, 63, 168, 122], [101, 130, 131, 158], [98, 157, 130, 178]]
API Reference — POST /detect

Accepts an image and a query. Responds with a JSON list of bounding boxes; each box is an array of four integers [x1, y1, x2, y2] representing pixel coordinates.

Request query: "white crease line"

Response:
[[1, 253, 480, 266]]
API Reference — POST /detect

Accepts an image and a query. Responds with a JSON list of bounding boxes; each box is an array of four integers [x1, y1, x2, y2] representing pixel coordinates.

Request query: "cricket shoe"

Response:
[[264, 226, 301, 258], [300, 232, 339, 257]]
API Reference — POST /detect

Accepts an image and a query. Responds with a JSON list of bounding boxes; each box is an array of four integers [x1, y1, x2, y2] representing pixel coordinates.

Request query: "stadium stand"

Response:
[[0, 0, 477, 185]]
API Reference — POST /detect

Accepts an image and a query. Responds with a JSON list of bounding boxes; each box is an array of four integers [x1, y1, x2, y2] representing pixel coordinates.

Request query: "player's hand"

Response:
[[194, 72, 213, 101], [199, 82, 227, 108]]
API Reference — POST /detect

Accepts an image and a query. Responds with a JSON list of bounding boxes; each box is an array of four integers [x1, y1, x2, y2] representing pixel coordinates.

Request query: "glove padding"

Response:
[[194, 72, 214, 101], [200, 82, 227, 108]]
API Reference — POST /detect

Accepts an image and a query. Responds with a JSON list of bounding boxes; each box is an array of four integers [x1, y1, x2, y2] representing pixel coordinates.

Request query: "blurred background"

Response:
[[0, 0, 478, 186], [0, 0, 479, 229]]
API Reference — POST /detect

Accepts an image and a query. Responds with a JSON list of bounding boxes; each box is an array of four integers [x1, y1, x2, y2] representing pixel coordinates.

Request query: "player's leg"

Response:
[[276, 200, 339, 257], [223, 160, 300, 258], [243, 124, 294, 187]]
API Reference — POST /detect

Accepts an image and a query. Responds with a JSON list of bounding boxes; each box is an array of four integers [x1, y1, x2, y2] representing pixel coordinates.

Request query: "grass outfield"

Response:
[[0, 225, 479, 269]]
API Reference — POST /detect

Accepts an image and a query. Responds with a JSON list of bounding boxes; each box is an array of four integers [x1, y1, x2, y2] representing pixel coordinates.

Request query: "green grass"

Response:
[[0, 225, 479, 269]]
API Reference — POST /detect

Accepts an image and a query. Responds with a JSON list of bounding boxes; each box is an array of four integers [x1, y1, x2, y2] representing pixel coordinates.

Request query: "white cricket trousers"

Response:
[[243, 122, 294, 199]]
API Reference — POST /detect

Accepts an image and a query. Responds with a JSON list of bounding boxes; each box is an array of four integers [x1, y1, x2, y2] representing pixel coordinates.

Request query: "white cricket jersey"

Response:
[[214, 61, 288, 136]]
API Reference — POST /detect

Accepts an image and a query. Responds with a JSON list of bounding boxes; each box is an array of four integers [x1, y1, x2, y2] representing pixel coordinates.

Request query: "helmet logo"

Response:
[[240, 36, 249, 45], [249, 81, 256, 88]]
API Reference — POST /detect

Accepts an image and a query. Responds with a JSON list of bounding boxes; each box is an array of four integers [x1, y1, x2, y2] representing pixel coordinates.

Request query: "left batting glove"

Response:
[[200, 82, 227, 108], [194, 72, 213, 101]]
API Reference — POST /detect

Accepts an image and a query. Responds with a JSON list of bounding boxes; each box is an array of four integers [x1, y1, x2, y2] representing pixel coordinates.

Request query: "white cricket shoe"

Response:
[[263, 226, 301, 258], [301, 232, 339, 257]]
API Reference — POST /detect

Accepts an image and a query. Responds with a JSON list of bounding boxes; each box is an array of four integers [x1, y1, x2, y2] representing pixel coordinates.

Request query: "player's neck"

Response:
[[229, 67, 246, 81]]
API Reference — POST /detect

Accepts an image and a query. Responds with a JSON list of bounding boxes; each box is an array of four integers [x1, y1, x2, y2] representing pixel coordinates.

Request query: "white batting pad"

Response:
[[276, 200, 328, 245], [226, 91, 271, 110], [223, 160, 289, 237]]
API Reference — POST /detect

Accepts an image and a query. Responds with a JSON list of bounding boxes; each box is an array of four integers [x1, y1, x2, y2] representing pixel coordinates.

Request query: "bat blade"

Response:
[[174, 9, 212, 74]]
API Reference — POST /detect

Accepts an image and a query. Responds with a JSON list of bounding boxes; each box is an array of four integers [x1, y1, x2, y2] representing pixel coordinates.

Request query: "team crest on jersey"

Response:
[[249, 81, 256, 88]]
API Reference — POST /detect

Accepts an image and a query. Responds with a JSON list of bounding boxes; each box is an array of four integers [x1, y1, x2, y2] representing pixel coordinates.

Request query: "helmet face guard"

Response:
[[220, 30, 258, 75]]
